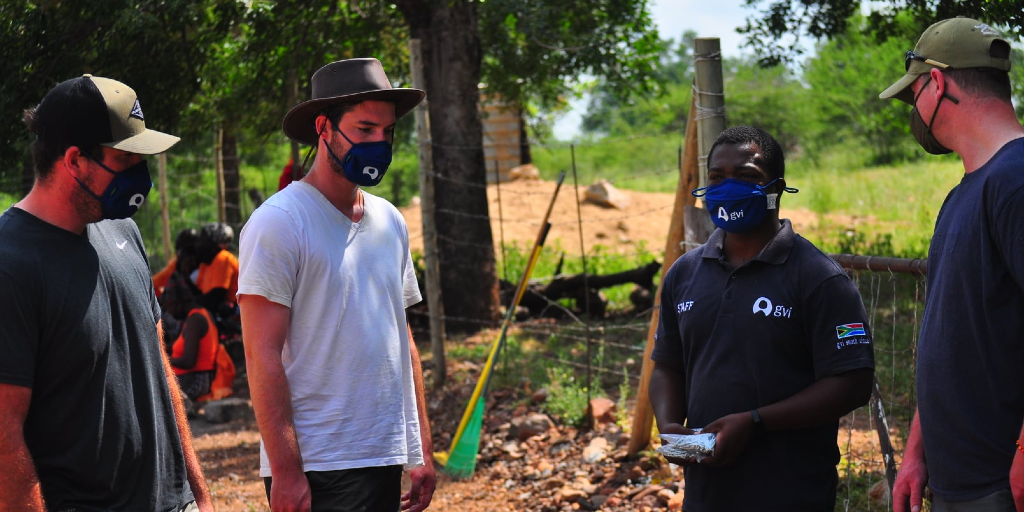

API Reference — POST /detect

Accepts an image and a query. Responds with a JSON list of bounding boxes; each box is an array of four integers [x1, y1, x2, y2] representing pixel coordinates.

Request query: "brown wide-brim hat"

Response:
[[282, 58, 425, 145]]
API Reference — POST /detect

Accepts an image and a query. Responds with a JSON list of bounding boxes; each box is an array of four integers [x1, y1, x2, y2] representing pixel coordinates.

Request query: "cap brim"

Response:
[[105, 129, 181, 155], [879, 72, 921, 104], [282, 88, 425, 146]]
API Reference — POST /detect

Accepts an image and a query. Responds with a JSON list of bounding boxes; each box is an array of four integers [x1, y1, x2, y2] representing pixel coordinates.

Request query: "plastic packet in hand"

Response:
[[656, 430, 717, 462]]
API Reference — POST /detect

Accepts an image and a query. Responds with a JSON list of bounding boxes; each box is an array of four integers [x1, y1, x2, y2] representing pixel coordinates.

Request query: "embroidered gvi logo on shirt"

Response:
[[752, 296, 792, 318]]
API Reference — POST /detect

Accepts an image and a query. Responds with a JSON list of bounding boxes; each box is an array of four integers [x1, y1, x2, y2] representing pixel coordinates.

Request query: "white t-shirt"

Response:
[[238, 182, 424, 476]]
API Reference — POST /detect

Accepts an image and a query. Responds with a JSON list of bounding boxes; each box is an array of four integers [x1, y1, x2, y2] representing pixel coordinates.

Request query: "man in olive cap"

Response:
[[0, 75, 213, 511], [880, 17, 1024, 512], [238, 58, 435, 512]]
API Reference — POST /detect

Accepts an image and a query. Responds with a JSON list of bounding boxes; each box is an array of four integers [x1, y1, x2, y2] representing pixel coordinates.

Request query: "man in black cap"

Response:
[[879, 17, 1024, 512], [0, 75, 213, 511], [238, 58, 435, 512]]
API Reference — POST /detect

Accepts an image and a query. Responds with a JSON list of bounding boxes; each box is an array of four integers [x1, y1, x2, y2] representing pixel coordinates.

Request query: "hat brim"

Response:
[[879, 72, 922, 104], [104, 129, 181, 155], [282, 89, 425, 146]]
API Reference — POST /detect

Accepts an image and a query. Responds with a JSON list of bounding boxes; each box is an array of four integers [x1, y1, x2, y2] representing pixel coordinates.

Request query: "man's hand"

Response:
[[657, 422, 701, 466], [269, 469, 311, 512], [700, 412, 754, 467], [892, 448, 928, 512], [402, 464, 436, 512], [1011, 444, 1024, 512]]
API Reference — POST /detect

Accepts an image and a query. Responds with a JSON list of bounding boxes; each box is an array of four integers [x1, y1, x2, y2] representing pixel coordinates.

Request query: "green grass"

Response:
[[785, 157, 963, 257]]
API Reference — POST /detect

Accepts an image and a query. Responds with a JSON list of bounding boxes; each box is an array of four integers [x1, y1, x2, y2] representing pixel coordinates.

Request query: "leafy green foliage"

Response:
[[480, 0, 664, 115], [739, 0, 1024, 67], [800, 14, 920, 164], [542, 366, 604, 428]]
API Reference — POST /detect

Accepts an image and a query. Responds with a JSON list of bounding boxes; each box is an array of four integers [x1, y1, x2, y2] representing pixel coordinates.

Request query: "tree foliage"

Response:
[[0, 0, 230, 193], [740, 0, 1024, 67]]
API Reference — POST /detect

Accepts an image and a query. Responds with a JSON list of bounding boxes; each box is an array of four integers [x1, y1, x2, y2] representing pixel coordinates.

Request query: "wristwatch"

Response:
[[750, 409, 765, 431]]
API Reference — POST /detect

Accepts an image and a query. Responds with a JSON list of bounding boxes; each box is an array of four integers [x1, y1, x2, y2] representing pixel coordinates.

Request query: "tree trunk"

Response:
[[222, 124, 242, 229], [397, 0, 500, 333]]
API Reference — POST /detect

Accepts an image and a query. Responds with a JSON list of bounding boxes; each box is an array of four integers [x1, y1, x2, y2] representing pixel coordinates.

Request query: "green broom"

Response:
[[435, 172, 565, 478]]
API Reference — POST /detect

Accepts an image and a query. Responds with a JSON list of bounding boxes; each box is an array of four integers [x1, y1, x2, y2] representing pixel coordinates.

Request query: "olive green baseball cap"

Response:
[[879, 17, 1011, 104]]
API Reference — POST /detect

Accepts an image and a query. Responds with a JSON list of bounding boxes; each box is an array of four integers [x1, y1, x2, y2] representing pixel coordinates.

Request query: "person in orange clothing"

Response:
[[152, 227, 199, 298], [195, 222, 239, 308], [164, 275, 220, 402]]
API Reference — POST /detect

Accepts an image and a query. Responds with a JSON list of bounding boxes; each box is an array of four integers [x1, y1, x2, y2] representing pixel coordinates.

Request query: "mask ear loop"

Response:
[[298, 111, 331, 173]]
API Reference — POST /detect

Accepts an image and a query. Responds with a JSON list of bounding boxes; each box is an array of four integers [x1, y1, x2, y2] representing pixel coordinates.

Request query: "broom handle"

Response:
[[446, 172, 565, 454]]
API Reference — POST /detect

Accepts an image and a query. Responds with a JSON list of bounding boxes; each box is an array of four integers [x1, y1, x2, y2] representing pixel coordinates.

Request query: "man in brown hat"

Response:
[[238, 58, 435, 512], [0, 75, 213, 511], [879, 17, 1024, 512]]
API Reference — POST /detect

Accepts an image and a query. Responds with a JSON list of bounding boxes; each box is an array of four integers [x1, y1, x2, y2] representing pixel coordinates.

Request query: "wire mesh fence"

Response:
[[0, 135, 922, 510]]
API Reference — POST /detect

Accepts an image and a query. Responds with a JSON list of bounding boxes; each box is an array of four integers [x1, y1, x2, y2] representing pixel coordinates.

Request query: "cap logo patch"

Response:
[[975, 24, 998, 36], [130, 99, 145, 120]]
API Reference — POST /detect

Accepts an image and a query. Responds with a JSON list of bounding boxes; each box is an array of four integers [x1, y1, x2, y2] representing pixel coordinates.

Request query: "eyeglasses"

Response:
[[905, 50, 949, 72]]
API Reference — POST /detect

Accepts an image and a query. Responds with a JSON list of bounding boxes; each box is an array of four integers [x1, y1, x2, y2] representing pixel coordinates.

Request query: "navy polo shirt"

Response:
[[653, 219, 875, 511]]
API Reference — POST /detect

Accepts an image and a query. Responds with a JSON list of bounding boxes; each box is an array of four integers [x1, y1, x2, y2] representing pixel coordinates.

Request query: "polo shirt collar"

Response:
[[702, 219, 796, 266]]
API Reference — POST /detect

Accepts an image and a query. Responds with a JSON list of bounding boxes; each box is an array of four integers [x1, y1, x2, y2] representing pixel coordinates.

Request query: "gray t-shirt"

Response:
[[0, 207, 193, 512]]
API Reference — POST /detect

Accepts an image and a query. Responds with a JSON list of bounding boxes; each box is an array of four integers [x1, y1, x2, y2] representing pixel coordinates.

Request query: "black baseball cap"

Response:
[[33, 74, 179, 154]]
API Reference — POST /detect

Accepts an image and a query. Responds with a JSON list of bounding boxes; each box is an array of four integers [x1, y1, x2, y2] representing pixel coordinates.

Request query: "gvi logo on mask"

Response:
[[717, 207, 744, 222], [363, 166, 380, 180]]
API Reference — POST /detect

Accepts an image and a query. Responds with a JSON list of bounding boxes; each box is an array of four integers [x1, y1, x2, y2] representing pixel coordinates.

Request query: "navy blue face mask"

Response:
[[72, 152, 153, 219], [692, 178, 798, 233], [322, 118, 392, 187]]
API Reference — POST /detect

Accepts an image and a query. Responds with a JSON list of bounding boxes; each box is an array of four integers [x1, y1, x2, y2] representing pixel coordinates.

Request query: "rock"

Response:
[[531, 388, 549, 404], [628, 465, 646, 481], [588, 397, 617, 425], [590, 494, 608, 508], [510, 163, 540, 181], [559, 487, 588, 503], [582, 437, 610, 463], [656, 488, 676, 504], [572, 476, 598, 496], [511, 412, 554, 441], [869, 479, 890, 507], [668, 490, 685, 511], [202, 398, 253, 424], [584, 179, 631, 209]]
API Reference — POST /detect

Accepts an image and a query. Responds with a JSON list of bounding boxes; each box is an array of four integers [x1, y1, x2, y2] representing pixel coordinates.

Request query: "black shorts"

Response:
[[264, 465, 403, 512]]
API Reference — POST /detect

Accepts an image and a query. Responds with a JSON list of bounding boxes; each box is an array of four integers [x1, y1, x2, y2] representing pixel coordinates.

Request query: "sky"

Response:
[[552, 0, 755, 139]]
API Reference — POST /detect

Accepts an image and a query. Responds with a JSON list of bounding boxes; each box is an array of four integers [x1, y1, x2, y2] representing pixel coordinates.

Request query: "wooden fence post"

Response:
[[410, 38, 447, 389], [628, 37, 726, 456]]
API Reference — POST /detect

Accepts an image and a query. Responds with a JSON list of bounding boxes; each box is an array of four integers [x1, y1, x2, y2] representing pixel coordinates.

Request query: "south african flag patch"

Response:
[[836, 323, 866, 339]]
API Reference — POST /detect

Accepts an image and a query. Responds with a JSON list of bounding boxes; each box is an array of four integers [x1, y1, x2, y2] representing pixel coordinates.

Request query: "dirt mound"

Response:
[[399, 178, 825, 255]]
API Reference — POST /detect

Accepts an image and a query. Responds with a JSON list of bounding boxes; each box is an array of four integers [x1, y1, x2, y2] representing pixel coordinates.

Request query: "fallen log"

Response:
[[500, 260, 661, 318]]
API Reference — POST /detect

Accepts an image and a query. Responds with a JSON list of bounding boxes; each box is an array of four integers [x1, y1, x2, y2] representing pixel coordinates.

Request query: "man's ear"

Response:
[[929, 68, 947, 99], [62, 146, 86, 175], [315, 114, 330, 144]]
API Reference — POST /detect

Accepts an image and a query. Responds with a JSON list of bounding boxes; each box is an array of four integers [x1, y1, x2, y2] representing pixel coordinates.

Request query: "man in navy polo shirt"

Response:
[[880, 18, 1024, 512], [650, 126, 875, 511]]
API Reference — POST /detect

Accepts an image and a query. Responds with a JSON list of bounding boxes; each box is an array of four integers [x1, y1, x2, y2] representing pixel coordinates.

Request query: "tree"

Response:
[[394, 0, 662, 332], [739, 0, 1024, 67], [0, 0, 227, 195], [799, 15, 919, 164], [581, 31, 694, 136]]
